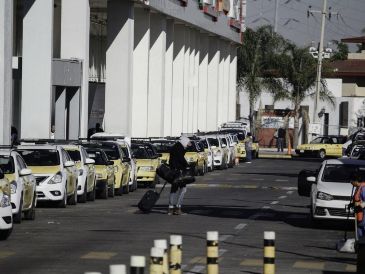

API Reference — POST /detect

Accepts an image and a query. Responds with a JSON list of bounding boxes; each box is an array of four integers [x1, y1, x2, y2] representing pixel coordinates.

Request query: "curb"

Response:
[[258, 154, 292, 159]]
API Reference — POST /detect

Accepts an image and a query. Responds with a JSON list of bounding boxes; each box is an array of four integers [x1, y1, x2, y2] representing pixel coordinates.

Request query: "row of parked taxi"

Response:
[[0, 129, 255, 241]]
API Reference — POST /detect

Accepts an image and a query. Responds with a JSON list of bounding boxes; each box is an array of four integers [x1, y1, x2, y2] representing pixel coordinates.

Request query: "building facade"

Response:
[[0, 0, 244, 144]]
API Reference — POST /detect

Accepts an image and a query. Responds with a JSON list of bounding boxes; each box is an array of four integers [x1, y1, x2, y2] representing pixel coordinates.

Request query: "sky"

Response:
[[245, 0, 365, 51]]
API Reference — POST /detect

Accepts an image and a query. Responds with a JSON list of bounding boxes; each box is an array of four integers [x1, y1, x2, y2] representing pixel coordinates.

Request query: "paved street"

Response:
[[0, 158, 357, 274]]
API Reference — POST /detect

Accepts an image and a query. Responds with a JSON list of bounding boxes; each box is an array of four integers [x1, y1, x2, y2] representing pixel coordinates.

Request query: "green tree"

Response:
[[237, 25, 287, 134], [330, 40, 348, 61], [273, 44, 334, 147]]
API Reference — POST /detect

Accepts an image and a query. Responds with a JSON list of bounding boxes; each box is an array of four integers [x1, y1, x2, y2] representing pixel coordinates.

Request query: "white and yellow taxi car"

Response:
[[206, 135, 229, 169], [61, 144, 96, 203], [0, 148, 36, 223], [17, 144, 78, 208], [198, 137, 213, 172], [131, 142, 161, 188], [185, 140, 208, 175], [85, 148, 115, 199], [149, 139, 175, 165], [0, 170, 12, 240], [295, 136, 347, 159]]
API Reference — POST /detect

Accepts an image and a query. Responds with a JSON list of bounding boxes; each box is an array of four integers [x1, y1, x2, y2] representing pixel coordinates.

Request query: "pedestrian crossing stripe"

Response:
[[293, 261, 325, 270], [0, 251, 15, 259], [81, 252, 117, 260], [346, 264, 356, 272], [240, 259, 262, 266], [189, 256, 205, 264]]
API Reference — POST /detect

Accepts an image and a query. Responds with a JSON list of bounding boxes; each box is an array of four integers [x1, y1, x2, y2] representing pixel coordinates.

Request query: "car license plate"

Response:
[[300, 150, 304, 153]]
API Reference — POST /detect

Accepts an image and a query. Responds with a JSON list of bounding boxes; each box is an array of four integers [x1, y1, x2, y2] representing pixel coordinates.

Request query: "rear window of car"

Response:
[[208, 138, 219, 147], [17, 149, 60, 166], [322, 164, 361, 183], [152, 142, 173, 153], [132, 145, 151, 159], [0, 156, 15, 174]]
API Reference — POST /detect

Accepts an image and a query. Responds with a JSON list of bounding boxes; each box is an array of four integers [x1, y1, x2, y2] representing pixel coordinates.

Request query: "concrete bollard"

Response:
[[110, 265, 126, 274], [150, 247, 164, 274], [130, 256, 146, 274], [154, 239, 169, 274], [207, 231, 219, 274], [169, 235, 182, 274], [263, 231, 275, 274]]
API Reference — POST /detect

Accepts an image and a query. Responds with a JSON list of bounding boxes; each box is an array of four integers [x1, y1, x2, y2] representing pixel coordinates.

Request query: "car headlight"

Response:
[[317, 191, 333, 201], [10, 182, 17, 194], [0, 194, 10, 208], [140, 166, 154, 172], [48, 172, 62, 184]]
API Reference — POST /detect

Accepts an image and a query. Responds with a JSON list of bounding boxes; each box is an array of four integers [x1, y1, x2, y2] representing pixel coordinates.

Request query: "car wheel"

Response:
[[122, 181, 130, 194], [318, 149, 326, 159], [78, 182, 87, 203], [13, 197, 23, 224], [68, 185, 77, 205], [57, 188, 67, 208], [87, 181, 96, 201], [108, 182, 115, 197], [99, 182, 108, 199], [24, 193, 36, 220], [0, 228, 12, 241]]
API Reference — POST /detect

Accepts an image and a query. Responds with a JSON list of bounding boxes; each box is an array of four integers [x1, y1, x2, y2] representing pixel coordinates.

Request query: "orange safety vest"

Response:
[[353, 182, 365, 222]]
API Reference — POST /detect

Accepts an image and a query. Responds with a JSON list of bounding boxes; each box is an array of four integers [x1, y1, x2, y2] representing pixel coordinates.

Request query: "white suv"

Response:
[[17, 144, 78, 208]]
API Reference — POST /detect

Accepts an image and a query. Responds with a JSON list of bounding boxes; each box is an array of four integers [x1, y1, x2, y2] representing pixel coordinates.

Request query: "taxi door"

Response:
[[15, 155, 35, 210], [61, 149, 77, 196]]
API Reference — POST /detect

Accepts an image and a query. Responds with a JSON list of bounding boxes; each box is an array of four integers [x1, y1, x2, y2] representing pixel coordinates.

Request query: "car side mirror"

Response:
[[64, 160, 75, 168], [221, 144, 226, 148], [122, 157, 131, 163], [85, 158, 95, 165], [19, 168, 32, 177], [107, 160, 114, 166], [307, 176, 316, 182]]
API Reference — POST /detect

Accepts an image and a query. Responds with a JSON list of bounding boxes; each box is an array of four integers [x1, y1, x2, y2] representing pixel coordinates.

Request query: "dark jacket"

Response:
[[169, 142, 188, 171], [278, 128, 285, 138]]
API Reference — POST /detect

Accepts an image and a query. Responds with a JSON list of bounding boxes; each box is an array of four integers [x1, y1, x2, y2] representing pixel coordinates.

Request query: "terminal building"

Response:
[[0, 0, 245, 144]]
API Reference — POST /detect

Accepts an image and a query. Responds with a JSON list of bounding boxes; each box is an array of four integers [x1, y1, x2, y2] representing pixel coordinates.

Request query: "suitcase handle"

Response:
[[158, 181, 168, 195]]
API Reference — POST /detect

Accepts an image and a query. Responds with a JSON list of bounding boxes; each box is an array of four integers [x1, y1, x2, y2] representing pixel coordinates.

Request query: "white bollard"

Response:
[[169, 235, 182, 274], [130, 255, 146, 274], [150, 247, 164, 274], [207, 231, 219, 274], [154, 239, 169, 274], [263, 231, 276, 274], [110, 264, 126, 274]]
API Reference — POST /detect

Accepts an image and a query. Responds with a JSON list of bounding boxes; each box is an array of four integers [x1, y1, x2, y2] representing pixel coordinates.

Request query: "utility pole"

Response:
[[274, 0, 279, 32]]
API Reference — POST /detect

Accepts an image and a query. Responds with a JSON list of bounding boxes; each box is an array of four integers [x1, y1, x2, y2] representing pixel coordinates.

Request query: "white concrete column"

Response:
[[163, 19, 174, 136], [192, 30, 200, 132], [198, 33, 209, 131], [0, 0, 13, 145], [228, 45, 238, 121], [21, 0, 54, 138], [187, 28, 195, 133], [61, 0, 90, 138], [105, 0, 134, 135], [147, 13, 166, 137], [171, 24, 185, 136], [222, 41, 231, 123], [217, 40, 225, 127], [182, 27, 191, 133], [68, 88, 80, 139], [207, 36, 220, 131], [131, 7, 150, 137]]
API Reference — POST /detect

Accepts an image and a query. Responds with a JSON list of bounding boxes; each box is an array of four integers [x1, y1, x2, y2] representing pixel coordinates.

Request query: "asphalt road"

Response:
[[0, 158, 357, 274]]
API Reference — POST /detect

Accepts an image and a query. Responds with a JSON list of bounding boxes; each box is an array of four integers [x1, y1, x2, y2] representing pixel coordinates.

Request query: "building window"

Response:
[[339, 102, 348, 127], [358, 117, 365, 128]]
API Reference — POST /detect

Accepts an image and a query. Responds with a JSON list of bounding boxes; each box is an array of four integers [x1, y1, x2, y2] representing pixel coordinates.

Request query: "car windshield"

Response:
[[66, 150, 81, 162], [132, 145, 151, 159], [186, 142, 198, 152], [200, 140, 208, 149], [221, 138, 227, 146], [18, 149, 60, 166], [322, 164, 361, 183], [310, 137, 322, 144], [152, 142, 173, 153], [101, 145, 120, 160], [121, 147, 130, 158], [86, 149, 107, 165], [208, 138, 219, 147], [0, 156, 15, 174]]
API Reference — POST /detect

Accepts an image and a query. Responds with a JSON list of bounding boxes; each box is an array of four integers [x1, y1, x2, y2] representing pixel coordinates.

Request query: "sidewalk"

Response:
[[258, 147, 295, 159]]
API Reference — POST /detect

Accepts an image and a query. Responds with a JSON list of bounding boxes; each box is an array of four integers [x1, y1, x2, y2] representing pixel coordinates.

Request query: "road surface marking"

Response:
[[262, 206, 271, 209], [293, 261, 325, 270], [81, 252, 117, 260], [219, 235, 232, 241], [187, 265, 205, 273], [189, 257, 205, 264], [219, 249, 227, 256], [346, 264, 356, 272], [275, 179, 289, 182], [282, 187, 297, 190], [249, 213, 261, 220], [0, 251, 15, 258], [240, 259, 262, 266], [270, 201, 279, 205], [235, 223, 247, 230], [287, 191, 294, 194], [278, 195, 287, 199], [252, 178, 264, 181]]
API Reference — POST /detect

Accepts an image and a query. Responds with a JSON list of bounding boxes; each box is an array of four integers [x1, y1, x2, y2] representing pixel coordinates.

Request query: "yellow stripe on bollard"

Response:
[[207, 231, 219, 274], [150, 247, 164, 274], [110, 264, 126, 274], [154, 239, 169, 274], [263, 231, 275, 274], [130, 256, 146, 274], [169, 235, 182, 274]]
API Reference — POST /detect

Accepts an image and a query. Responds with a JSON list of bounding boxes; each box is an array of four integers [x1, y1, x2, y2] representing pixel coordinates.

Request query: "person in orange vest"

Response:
[[351, 176, 365, 239]]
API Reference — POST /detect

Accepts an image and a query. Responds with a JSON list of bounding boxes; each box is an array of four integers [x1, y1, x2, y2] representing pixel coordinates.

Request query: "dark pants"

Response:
[[246, 149, 252, 162], [277, 138, 284, 152]]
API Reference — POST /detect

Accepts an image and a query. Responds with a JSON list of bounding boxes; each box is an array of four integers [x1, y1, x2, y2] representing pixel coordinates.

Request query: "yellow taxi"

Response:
[[85, 148, 115, 199], [149, 139, 175, 164], [295, 135, 347, 159], [185, 140, 208, 175], [0, 170, 12, 240], [131, 142, 161, 188]]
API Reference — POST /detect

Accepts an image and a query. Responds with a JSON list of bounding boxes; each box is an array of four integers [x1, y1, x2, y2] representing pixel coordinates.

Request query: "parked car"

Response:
[[219, 135, 235, 167], [0, 169, 12, 240], [17, 144, 78, 207], [206, 135, 228, 169], [295, 135, 347, 159], [298, 158, 365, 222], [0, 148, 36, 223], [85, 148, 115, 199], [185, 140, 208, 176], [198, 137, 213, 171], [61, 144, 96, 202], [149, 139, 175, 165]]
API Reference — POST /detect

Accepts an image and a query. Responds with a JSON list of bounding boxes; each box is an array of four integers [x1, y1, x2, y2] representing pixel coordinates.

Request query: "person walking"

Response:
[[168, 135, 191, 215], [352, 177, 365, 239], [277, 127, 285, 152], [244, 133, 253, 163]]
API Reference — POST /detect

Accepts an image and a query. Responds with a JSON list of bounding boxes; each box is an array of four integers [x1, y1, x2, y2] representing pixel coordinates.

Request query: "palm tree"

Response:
[[237, 25, 287, 134], [273, 44, 335, 147]]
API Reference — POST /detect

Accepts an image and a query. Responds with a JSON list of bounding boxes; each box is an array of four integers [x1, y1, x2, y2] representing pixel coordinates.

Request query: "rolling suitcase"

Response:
[[137, 182, 168, 213]]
